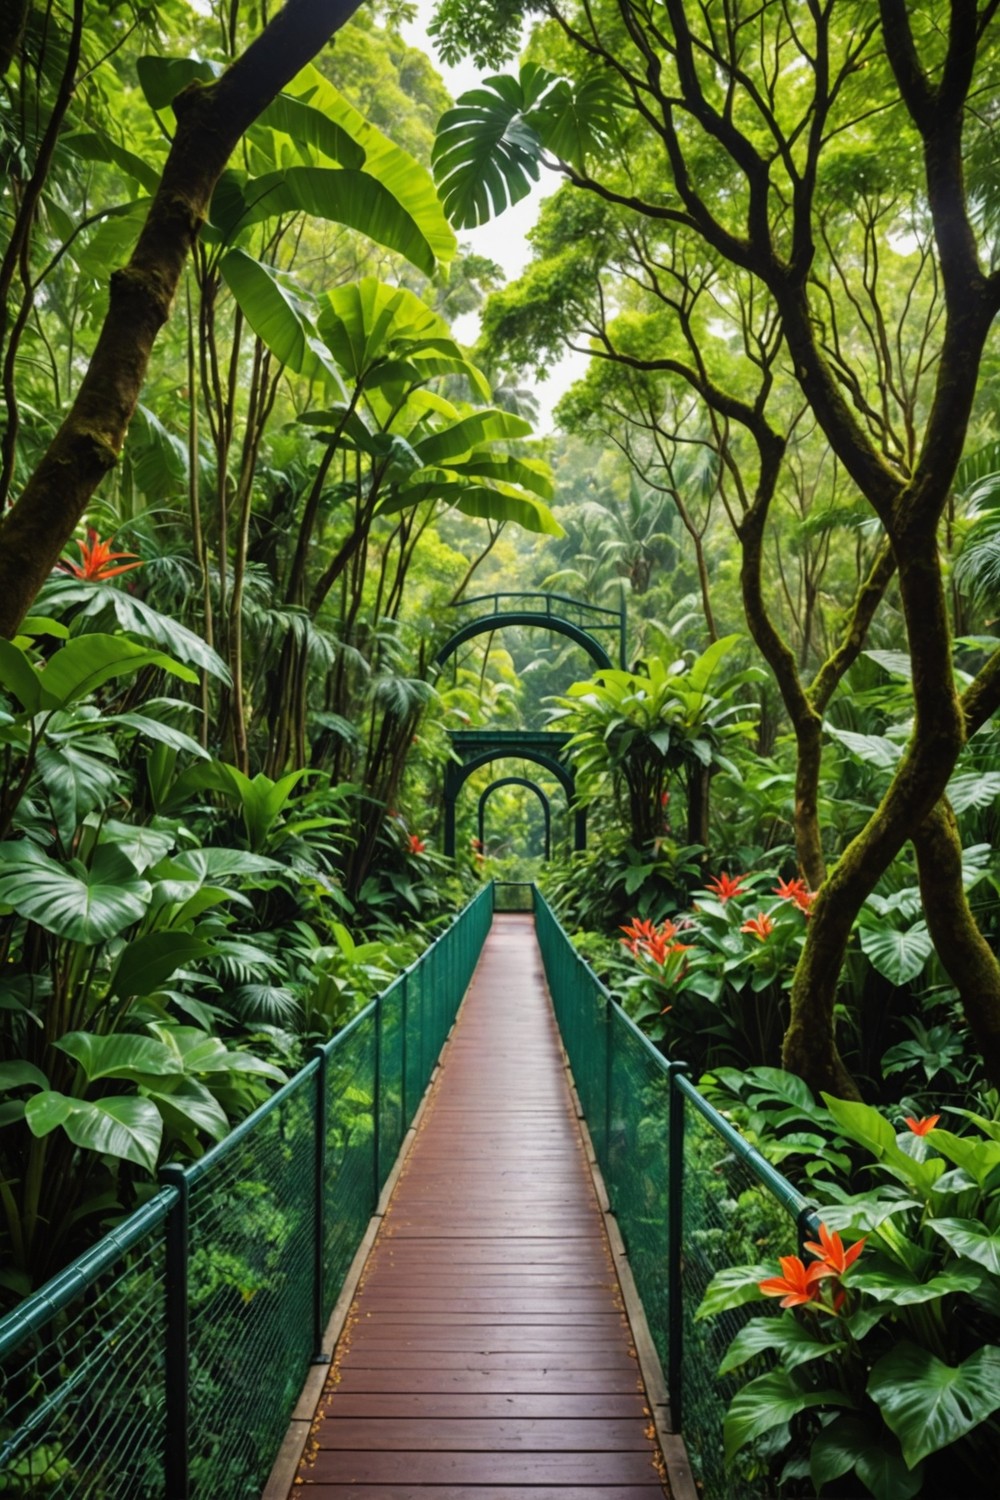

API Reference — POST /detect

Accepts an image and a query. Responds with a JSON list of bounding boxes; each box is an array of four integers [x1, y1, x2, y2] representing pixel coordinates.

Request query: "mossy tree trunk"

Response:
[[0, 0, 365, 639]]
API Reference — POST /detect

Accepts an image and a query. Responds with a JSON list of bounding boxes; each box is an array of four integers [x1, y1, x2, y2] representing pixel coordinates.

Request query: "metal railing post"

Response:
[[666, 1061, 688, 1434], [373, 990, 383, 1207], [400, 973, 409, 1126], [311, 1046, 330, 1363], [160, 1163, 190, 1500]]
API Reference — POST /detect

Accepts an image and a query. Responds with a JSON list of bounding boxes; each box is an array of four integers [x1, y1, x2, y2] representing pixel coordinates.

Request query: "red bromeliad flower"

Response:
[[619, 916, 658, 954], [408, 834, 426, 854], [803, 1223, 867, 1278], [645, 930, 694, 966], [758, 1255, 827, 1308], [740, 911, 775, 941], [773, 876, 817, 913], [707, 871, 748, 901], [904, 1113, 940, 1136], [59, 529, 143, 582]]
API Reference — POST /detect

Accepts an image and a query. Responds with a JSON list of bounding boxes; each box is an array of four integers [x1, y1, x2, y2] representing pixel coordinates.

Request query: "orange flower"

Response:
[[59, 529, 143, 581], [758, 1255, 827, 1308], [707, 871, 748, 901], [740, 911, 774, 941], [903, 1114, 940, 1136], [773, 876, 816, 913], [408, 834, 426, 854], [803, 1222, 866, 1278]]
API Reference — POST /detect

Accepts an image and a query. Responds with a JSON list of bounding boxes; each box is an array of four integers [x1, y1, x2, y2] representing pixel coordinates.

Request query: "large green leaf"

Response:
[[316, 278, 455, 381], [868, 1341, 1000, 1468], [110, 713, 210, 761], [55, 1031, 181, 1082], [929, 1217, 1000, 1275], [433, 70, 545, 228], [724, 1368, 853, 1463], [695, 1263, 776, 1319], [136, 55, 218, 110], [37, 581, 231, 684], [37, 635, 197, 710], [452, 482, 564, 536], [850, 1265, 981, 1304], [253, 91, 365, 170], [947, 770, 1000, 813], [144, 1077, 229, 1142], [232, 167, 440, 277], [25, 1091, 162, 1173], [0, 638, 43, 713], [719, 1312, 840, 1375], [811, 1414, 922, 1499], [859, 921, 933, 985], [0, 844, 151, 942], [825, 723, 904, 769], [110, 933, 212, 1000], [220, 249, 345, 389], [413, 409, 532, 467], [287, 65, 455, 265]]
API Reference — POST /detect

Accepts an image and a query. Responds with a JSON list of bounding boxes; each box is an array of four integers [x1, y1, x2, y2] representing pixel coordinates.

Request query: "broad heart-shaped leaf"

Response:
[[110, 933, 211, 1000], [695, 1263, 776, 1320], [220, 250, 345, 391], [724, 1367, 853, 1464], [35, 634, 197, 709], [719, 1312, 841, 1376], [0, 1061, 48, 1092], [54, 1031, 181, 1082], [231, 166, 440, 276], [143, 1077, 229, 1143], [433, 70, 545, 228], [868, 1340, 1000, 1468], [822, 1094, 946, 1197], [859, 921, 933, 985], [0, 844, 151, 942], [811, 1414, 922, 1499], [25, 1091, 162, 1173], [929, 1217, 1000, 1275]]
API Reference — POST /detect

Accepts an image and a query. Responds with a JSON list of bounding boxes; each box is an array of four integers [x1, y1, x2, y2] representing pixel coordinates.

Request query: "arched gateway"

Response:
[[435, 592, 626, 859], [478, 777, 552, 860]]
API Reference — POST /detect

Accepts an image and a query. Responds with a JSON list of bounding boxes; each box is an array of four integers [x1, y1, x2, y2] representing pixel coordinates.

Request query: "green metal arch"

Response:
[[443, 747, 585, 855], [478, 777, 552, 861], [434, 611, 614, 670]]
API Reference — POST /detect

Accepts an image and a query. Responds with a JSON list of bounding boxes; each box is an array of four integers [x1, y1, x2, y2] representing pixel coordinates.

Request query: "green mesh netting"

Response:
[[0, 1199, 170, 1496], [186, 1069, 317, 1498], [534, 887, 800, 1500], [0, 885, 494, 1499]]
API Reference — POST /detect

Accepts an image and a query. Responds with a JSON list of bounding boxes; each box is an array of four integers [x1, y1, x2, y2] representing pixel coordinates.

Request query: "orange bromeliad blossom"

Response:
[[740, 911, 775, 941], [408, 834, 427, 854], [758, 1255, 827, 1308], [904, 1113, 941, 1136], [59, 529, 143, 582], [803, 1223, 867, 1278], [773, 876, 817, 913], [707, 871, 748, 901]]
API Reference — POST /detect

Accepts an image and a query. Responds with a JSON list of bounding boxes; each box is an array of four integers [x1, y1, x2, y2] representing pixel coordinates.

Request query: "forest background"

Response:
[[5, 3, 1000, 1493]]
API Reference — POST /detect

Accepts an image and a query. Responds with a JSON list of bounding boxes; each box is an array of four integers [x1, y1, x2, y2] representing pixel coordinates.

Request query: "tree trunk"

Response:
[[0, 0, 365, 639], [913, 798, 1000, 1092]]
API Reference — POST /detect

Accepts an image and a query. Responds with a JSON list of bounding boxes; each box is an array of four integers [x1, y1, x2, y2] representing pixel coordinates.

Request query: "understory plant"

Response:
[[698, 1098, 1000, 1498]]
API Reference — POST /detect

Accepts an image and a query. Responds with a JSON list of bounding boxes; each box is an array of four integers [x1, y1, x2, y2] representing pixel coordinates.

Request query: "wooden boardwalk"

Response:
[[291, 913, 668, 1497]]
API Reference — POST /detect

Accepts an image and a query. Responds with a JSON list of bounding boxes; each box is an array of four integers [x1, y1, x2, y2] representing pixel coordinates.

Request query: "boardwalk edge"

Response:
[[561, 1047, 701, 1500]]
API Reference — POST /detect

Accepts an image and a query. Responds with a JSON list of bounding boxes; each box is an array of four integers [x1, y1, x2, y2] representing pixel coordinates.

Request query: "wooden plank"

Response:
[[335, 1349, 638, 1370], [331, 1368, 644, 1394], [314, 1417, 657, 1450], [299, 1488, 661, 1499], [320, 1393, 649, 1419], [300, 1451, 665, 1485]]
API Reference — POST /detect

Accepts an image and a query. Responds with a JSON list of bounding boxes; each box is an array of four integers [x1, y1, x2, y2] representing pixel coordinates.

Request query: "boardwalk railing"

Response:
[[533, 886, 821, 1500], [0, 884, 493, 1500]]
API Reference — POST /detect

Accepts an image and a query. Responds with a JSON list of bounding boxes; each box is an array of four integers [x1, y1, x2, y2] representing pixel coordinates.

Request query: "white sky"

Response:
[[400, 1, 588, 432]]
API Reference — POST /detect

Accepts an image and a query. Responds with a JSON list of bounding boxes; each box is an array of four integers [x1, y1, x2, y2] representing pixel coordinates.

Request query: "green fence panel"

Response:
[[185, 1066, 317, 1498], [0, 1195, 171, 1497], [0, 884, 495, 1499], [532, 886, 819, 1500]]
